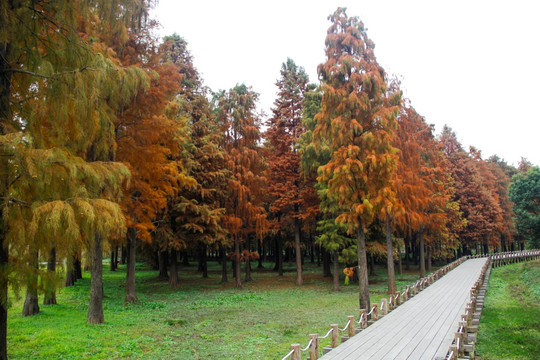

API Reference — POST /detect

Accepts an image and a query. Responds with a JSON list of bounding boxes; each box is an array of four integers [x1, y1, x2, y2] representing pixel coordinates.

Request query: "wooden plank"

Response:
[[320, 258, 487, 360]]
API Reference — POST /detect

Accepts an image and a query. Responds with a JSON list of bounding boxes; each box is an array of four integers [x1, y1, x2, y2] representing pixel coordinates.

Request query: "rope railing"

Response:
[[444, 249, 540, 360], [282, 255, 471, 359], [339, 319, 351, 332], [300, 339, 313, 352], [281, 348, 295, 360], [319, 328, 334, 340]]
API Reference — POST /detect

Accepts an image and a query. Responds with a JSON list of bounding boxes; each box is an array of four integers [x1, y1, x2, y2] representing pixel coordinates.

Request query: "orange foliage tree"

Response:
[[314, 8, 401, 309], [393, 107, 458, 279], [115, 32, 192, 302]]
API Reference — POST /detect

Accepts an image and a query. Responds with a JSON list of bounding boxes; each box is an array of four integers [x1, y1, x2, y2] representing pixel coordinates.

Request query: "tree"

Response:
[[393, 107, 457, 278], [265, 58, 309, 286], [440, 126, 502, 254], [0, 4, 153, 350], [115, 31, 193, 303], [162, 35, 229, 283], [487, 157, 516, 251], [215, 85, 268, 288], [509, 167, 540, 248], [314, 8, 401, 309]]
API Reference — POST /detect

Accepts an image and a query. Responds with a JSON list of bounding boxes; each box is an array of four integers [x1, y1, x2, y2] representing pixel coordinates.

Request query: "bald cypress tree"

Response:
[[266, 58, 309, 286], [315, 8, 401, 309], [215, 85, 269, 288], [0, 1, 152, 354]]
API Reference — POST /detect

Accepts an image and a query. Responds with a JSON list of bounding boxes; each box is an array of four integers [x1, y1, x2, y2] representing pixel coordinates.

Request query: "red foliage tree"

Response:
[[440, 126, 503, 254], [265, 58, 309, 285], [215, 85, 269, 288]]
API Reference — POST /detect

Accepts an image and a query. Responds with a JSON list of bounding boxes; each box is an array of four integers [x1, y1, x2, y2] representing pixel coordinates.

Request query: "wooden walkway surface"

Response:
[[320, 258, 488, 360]]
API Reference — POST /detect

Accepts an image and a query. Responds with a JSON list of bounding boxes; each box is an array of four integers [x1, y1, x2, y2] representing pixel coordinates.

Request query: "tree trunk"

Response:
[[87, 233, 105, 324], [277, 236, 283, 276], [182, 251, 190, 266], [65, 254, 77, 287], [310, 235, 315, 264], [294, 219, 303, 286], [397, 245, 403, 275], [369, 253, 375, 277], [419, 228, 426, 278], [74, 255, 82, 280], [427, 246, 432, 272], [169, 250, 179, 287], [332, 251, 339, 292], [257, 239, 264, 269], [0, 231, 7, 360], [244, 238, 251, 282], [158, 250, 169, 280], [385, 215, 396, 294], [120, 245, 127, 265], [125, 227, 138, 303], [109, 250, 116, 271], [357, 222, 370, 311], [44, 247, 57, 305], [199, 243, 208, 278], [22, 250, 40, 316], [0, 41, 10, 359], [404, 235, 410, 270], [220, 245, 228, 283], [323, 248, 332, 277], [483, 242, 489, 255], [235, 237, 242, 288]]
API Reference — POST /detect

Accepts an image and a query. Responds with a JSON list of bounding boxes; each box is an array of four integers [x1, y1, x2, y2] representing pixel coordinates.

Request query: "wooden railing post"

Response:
[[330, 324, 339, 348], [449, 345, 458, 360], [359, 309, 367, 329], [291, 344, 301, 360], [455, 331, 464, 356], [381, 299, 388, 315], [347, 315, 355, 338], [459, 321, 468, 345], [309, 334, 318, 360]]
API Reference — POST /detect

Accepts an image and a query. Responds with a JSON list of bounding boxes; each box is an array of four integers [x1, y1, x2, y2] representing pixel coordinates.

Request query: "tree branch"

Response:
[[1, 66, 96, 78]]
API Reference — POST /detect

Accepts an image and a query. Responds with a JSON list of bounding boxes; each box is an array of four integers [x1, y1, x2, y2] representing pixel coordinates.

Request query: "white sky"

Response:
[[153, 0, 540, 167]]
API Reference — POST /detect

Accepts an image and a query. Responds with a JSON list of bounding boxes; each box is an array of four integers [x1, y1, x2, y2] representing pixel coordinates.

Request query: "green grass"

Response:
[[476, 260, 540, 360], [8, 260, 429, 359]]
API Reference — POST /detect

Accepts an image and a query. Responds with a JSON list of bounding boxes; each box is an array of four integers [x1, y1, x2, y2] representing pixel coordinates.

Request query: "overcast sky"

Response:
[[153, 0, 540, 167]]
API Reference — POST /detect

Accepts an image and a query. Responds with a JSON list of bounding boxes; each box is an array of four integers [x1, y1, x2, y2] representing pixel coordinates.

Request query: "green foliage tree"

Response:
[[509, 167, 540, 248], [162, 35, 229, 283], [0, 2, 152, 353]]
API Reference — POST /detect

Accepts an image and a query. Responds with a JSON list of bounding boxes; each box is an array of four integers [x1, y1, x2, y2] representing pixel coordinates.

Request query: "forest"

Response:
[[1, 1, 539, 359]]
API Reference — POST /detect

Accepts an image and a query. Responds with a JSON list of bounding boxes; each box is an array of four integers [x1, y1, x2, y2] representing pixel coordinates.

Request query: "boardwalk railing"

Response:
[[281, 256, 470, 360], [444, 250, 540, 360]]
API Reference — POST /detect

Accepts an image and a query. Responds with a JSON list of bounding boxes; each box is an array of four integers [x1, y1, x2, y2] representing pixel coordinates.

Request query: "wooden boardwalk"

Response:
[[320, 258, 488, 360]]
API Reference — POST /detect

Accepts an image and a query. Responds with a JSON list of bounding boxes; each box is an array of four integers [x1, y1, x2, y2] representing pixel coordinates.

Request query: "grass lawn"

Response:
[[476, 260, 540, 360], [7, 260, 429, 359]]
